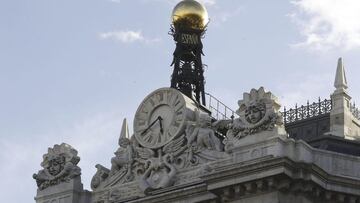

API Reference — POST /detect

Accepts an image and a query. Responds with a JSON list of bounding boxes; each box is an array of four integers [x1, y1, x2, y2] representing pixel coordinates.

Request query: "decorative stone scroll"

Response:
[[33, 143, 81, 190]]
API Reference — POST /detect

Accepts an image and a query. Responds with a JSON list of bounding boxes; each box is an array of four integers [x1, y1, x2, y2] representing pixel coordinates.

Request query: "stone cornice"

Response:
[[202, 156, 360, 202]]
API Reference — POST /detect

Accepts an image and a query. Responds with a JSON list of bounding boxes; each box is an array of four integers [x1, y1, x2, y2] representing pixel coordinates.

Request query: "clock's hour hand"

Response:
[[141, 116, 162, 135]]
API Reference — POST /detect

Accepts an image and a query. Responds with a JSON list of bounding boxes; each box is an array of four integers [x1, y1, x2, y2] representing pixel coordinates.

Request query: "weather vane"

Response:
[[169, 0, 209, 106]]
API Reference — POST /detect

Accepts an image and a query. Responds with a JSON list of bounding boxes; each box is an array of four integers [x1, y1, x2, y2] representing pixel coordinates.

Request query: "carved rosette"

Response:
[[33, 143, 81, 190]]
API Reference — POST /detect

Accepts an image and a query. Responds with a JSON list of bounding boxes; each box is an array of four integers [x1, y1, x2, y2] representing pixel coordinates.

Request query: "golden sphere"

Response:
[[172, 0, 209, 30]]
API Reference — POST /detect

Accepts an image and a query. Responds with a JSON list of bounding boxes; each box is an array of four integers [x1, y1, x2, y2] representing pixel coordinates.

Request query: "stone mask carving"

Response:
[[244, 102, 266, 124], [33, 143, 81, 190], [213, 87, 284, 148], [235, 87, 283, 131], [47, 155, 66, 176]]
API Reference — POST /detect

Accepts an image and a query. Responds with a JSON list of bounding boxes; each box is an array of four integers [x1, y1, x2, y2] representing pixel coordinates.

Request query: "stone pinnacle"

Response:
[[120, 118, 129, 140], [334, 57, 348, 90]]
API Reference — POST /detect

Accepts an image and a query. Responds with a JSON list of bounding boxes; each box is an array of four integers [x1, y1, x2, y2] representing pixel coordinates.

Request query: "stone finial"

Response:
[[329, 57, 360, 139], [109, 118, 135, 180], [334, 57, 348, 90], [119, 118, 130, 141]]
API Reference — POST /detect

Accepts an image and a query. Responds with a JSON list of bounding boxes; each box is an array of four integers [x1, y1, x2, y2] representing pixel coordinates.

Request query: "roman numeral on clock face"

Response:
[[149, 93, 162, 107], [143, 131, 153, 142], [167, 91, 174, 104], [135, 123, 147, 133], [171, 95, 179, 107], [155, 92, 164, 103]]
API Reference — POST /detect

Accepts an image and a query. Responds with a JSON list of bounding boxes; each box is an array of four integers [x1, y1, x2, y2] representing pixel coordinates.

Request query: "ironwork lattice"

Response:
[[283, 98, 332, 124], [350, 103, 360, 120]]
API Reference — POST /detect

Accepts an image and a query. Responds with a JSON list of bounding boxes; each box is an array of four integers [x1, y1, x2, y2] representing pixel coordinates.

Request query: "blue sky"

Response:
[[1, 0, 360, 202]]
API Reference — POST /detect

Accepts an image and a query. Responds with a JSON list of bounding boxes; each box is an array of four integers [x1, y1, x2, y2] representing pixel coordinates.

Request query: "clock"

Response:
[[134, 87, 197, 149]]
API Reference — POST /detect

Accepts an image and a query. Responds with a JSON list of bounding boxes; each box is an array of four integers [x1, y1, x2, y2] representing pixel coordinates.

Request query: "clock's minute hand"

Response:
[[159, 116, 164, 134], [141, 116, 162, 135]]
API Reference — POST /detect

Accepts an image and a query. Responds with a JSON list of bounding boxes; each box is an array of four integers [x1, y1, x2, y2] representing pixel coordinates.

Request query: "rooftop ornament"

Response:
[[171, 0, 209, 30]]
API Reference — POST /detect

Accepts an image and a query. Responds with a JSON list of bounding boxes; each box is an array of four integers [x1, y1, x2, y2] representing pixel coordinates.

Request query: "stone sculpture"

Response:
[[213, 87, 284, 149], [139, 154, 176, 194], [91, 119, 136, 190], [187, 109, 222, 151], [135, 134, 185, 193], [91, 164, 110, 190], [184, 109, 227, 165], [90, 88, 286, 202], [91, 107, 229, 202], [110, 119, 134, 177], [33, 143, 81, 190]]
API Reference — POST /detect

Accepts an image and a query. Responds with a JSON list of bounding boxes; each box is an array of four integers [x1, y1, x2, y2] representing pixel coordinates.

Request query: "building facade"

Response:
[[33, 1, 360, 202]]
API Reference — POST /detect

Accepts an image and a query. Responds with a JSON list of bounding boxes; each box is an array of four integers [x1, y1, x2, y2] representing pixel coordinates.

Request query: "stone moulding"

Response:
[[200, 137, 360, 202], [203, 157, 360, 202]]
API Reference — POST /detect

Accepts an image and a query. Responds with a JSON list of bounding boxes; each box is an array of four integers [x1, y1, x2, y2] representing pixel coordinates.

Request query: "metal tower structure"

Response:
[[170, 0, 208, 106]]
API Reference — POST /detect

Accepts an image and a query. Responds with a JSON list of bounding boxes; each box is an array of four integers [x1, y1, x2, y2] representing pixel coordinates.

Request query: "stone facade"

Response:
[[33, 61, 360, 203]]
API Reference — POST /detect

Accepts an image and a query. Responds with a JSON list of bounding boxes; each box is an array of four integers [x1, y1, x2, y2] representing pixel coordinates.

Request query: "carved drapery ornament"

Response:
[[33, 143, 81, 190]]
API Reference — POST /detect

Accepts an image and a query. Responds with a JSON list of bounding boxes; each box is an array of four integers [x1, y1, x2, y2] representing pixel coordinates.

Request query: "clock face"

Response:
[[134, 88, 188, 149]]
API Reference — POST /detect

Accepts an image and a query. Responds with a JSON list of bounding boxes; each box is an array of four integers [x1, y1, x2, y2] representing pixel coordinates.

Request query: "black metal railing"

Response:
[[205, 95, 337, 125], [205, 93, 236, 120], [283, 98, 332, 124], [350, 103, 360, 120]]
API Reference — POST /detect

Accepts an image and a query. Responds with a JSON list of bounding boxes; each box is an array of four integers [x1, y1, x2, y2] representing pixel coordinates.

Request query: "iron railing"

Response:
[[205, 93, 236, 120], [205, 95, 337, 125], [350, 103, 360, 120], [283, 98, 332, 124]]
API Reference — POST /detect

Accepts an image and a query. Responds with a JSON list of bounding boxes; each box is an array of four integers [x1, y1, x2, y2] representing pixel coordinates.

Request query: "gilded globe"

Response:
[[172, 0, 209, 30]]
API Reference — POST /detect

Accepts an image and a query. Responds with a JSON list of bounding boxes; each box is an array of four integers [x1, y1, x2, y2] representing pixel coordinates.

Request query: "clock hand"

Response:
[[159, 116, 164, 134], [141, 116, 161, 135]]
